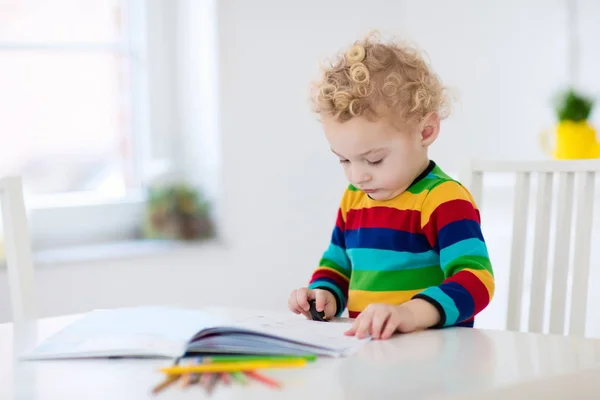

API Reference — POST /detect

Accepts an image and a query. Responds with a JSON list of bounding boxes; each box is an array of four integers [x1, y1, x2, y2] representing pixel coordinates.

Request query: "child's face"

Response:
[[323, 114, 437, 201]]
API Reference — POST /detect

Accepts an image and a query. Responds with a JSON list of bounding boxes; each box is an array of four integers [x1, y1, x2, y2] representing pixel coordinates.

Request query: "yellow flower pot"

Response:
[[540, 120, 600, 159]]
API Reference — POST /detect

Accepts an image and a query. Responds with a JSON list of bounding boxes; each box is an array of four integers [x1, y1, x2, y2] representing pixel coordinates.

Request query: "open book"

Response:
[[21, 306, 370, 360]]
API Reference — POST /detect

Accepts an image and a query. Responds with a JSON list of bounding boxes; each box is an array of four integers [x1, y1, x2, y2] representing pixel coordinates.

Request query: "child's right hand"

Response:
[[288, 287, 337, 320]]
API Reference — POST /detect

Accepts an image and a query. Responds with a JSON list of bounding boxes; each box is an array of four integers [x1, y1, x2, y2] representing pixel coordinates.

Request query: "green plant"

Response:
[[553, 88, 594, 122], [142, 183, 214, 240]]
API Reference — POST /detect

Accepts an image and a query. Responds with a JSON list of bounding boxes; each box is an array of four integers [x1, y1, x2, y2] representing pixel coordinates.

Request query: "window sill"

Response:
[[1, 238, 225, 269]]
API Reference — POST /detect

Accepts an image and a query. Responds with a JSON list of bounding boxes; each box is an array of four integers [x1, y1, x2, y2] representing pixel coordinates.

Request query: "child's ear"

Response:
[[420, 113, 440, 147]]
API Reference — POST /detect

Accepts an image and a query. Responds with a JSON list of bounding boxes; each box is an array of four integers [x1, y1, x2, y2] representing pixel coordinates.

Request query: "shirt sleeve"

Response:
[[308, 201, 352, 317], [412, 180, 495, 328]]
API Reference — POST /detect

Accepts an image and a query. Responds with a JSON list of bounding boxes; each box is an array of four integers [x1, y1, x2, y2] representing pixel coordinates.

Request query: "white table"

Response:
[[1, 312, 600, 400]]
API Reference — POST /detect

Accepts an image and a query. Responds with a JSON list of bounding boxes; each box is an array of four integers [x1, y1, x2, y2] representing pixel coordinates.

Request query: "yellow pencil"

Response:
[[180, 359, 196, 388], [159, 359, 307, 375]]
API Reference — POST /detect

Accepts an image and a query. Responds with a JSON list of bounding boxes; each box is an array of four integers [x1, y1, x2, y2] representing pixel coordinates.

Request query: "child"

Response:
[[287, 32, 494, 340]]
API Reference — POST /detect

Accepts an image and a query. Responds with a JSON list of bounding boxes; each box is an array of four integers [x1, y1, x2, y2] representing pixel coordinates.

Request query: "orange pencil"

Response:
[[151, 375, 179, 395], [244, 370, 282, 389]]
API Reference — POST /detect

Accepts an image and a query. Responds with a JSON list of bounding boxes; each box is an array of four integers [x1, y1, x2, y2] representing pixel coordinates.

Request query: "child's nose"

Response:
[[353, 171, 371, 185]]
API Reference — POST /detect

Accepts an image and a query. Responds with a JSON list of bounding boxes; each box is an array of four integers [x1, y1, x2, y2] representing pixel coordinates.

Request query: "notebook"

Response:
[[21, 306, 370, 360]]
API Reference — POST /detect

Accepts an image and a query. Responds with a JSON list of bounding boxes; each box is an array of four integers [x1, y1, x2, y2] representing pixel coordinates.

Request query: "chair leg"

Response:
[[1, 177, 37, 322]]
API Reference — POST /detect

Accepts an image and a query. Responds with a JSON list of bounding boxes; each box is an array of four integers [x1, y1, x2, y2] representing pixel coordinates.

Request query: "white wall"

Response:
[[216, 0, 600, 270]]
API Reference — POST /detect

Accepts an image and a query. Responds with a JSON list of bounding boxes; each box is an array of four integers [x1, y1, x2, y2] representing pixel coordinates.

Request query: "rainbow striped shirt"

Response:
[[308, 161, 494, 328]]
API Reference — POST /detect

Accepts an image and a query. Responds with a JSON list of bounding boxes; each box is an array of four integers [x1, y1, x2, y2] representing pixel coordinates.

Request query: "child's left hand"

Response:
[[344, 304, 417, 340], [345, 299, 441, 340]]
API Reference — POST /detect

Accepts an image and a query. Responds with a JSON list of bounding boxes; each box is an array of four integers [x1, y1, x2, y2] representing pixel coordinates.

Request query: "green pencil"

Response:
[[204, 354, 317, 363], [230, 371, 248, 385]]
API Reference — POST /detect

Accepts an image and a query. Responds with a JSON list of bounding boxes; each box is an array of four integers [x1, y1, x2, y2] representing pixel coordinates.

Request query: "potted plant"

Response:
[[142, 182, 214, 241], [541, 88, 599, 159]]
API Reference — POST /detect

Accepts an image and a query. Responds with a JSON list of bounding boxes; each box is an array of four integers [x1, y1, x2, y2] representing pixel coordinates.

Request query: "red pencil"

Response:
[[220, 373, 231, 385], [244, 371, 282, 389]]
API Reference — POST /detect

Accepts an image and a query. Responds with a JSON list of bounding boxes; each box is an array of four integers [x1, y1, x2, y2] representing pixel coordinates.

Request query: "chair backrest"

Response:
[[465, 159, 600, 336], [0, 176, 36, 323]]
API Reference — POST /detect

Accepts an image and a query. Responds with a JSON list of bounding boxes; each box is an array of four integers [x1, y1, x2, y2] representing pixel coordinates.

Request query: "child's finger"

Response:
[[296, 288, 311, 312], [288, 290, 311, 318], [298, 305, 312, 319], [344, 315, 361, 336], [314, 290, 328, 312], [381, 315, 400, 339], [355, 315, 372, 339], [370, 311, 389, 340], [324, 300, 337, 319], [287, 290, 299, 312], [296, 306, 311, 319], [292, 303, 310, 319]]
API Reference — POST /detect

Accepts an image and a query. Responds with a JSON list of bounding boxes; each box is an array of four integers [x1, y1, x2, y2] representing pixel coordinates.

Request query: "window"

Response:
[[0, 0, 155, 251], [0, 0, 147, 200], [0, 1, 218, 253]]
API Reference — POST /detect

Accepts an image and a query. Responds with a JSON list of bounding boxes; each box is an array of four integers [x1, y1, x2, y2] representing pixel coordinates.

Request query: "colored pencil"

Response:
[[151, 375, 179, 395], [199, 373, 212, 393], [203, 354, 317, 363], [220, 372, 231, 385], [205, 373, 219, 395], [230, 371, 248, 385], [159, 359, 307, 375], [180, 357, 204, 388], [191, 357, 205, 385], [179, 360, 195, 388], [244, 371, 282, 389]]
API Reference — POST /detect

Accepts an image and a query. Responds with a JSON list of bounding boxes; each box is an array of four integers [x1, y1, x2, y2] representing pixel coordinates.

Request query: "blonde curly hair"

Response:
[[312, 32, 451, 124]]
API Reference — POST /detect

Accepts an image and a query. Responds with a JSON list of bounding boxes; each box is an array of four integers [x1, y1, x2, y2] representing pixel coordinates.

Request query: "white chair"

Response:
[[464, 159, 600, 336], [0, 176, 36, 323]]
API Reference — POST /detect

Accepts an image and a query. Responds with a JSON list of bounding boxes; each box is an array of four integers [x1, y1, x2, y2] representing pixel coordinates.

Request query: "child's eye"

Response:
[[339, 159, 350, 164], [367, 159, 383, 166]]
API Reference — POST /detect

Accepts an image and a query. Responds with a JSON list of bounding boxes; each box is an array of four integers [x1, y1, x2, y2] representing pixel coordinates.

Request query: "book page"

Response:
[[218, 309, 370, 356], [23, 306, 226, 360]]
